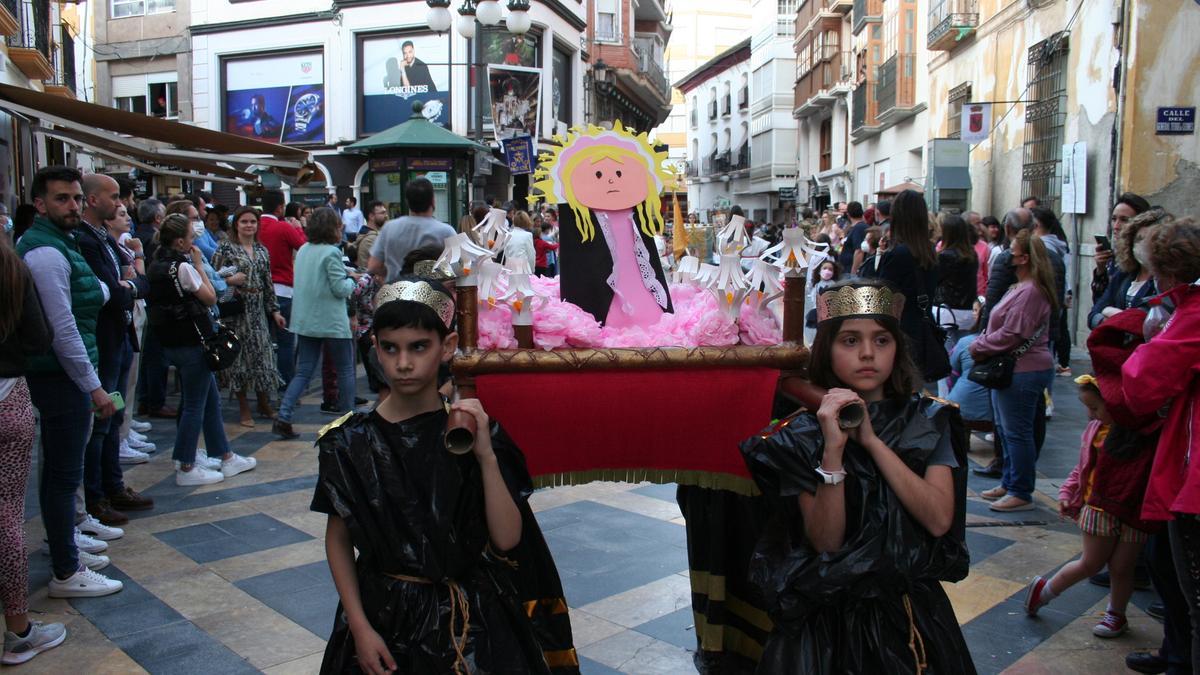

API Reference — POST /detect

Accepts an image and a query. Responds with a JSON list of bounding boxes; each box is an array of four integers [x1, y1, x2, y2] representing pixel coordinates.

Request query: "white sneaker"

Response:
[[118, 440, 150, 465], [127, 435, 156, 452], [78, 550, 110, 571], [47, 567, 123, 598], [128, 429, 148, 443], [2, 620, 67, 665], [220, 453, 257, 478], [130, 418, 152, 433], [175, 465, 225, 487], [77, 514, 123, 541], [195, 449, 222, 470], [74, 529, 108, 554]]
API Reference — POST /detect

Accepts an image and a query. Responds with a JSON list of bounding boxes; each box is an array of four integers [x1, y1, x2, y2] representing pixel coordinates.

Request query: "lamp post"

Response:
[[426, 0, 532, 38]]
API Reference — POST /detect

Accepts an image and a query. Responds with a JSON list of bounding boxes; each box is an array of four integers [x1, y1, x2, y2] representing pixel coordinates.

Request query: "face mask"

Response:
[[0, 217, 9, 233], [819, 267, 835, 281], [192, 220, 205, 237], [860, 240, 872, 253], [1133, 240, 1150, 268]]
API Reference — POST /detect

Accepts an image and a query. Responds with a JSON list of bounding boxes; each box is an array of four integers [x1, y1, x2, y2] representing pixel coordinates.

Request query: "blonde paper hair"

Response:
[[531, 121, 672, 243]]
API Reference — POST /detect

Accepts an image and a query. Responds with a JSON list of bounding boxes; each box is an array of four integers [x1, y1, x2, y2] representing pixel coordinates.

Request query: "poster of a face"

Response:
[[225, 52, 324, 144], [488, 65, 541, 141], [361, 33, 451, 133]]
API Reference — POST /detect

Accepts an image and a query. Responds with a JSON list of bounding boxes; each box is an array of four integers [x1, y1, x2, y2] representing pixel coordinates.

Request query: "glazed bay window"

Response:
[[112, 0, 176, 18]]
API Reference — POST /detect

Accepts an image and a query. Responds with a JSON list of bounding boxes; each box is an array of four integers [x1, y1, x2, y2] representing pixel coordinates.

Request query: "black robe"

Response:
[[556, 205, 673, 326], [739, 397, 976, 675], [311, 408, 578, 674]]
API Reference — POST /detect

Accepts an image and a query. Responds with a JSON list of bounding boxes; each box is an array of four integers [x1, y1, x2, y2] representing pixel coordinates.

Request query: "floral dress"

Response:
[[213, 239, 281, 394]]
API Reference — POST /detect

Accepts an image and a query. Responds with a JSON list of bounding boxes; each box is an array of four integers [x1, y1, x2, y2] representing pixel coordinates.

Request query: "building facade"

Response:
[[746, 0, 799, 225], [676, 39, 752, 224], [585, 0, 673, 136], [792, 0, 853, 211]]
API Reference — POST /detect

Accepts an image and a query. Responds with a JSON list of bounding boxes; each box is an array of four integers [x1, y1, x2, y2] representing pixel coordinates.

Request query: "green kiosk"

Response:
[[345, 101, 490, 223]]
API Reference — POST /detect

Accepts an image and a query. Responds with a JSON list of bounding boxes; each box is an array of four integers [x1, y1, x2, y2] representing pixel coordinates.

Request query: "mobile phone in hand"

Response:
[[109, 391, 125, 412], [1094, 234, 1111, 251]]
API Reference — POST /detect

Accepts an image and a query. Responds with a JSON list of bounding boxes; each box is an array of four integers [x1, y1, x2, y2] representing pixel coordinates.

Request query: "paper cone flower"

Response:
[[674, 255, 700, 284], [434, 232, 495, 285], [715, 215, 749, 255], [707, 253, 749, 320], [761, 228, 829, 277], [473, 207, 511, 256], [476, 259, 508, 309], [745, 257, 784, 309], [694, 262, 718, 286]]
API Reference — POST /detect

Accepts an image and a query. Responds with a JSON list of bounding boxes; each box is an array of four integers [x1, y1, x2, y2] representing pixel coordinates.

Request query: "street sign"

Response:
[[778, 187, 797, 202], [1061, 142, 1087, 214], [1156, 107, 1195, 135]]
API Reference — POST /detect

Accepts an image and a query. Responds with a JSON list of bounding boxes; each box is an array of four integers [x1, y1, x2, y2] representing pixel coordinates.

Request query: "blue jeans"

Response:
[[274, 295, 296, 386], [136, 323, 167, 410], [163, 345, 230, 466], [26, 372, 93, 579], [991, 368, 1053, 501], [84, 337, 130, 503], [278, 336, 356, 423]]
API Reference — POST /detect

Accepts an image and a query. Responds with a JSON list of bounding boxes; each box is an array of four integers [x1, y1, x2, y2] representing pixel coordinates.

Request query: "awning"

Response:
[[931, 166, 972, 190], [877, 181, 924, 196], [0, 83, 313, 187], [344, 102, 488, 153]]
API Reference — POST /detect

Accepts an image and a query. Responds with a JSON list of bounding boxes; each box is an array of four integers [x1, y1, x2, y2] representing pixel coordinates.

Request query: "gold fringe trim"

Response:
[[687, 570, 774, 632], [532, 469, 761, 497], [543, 648, 580, 668]]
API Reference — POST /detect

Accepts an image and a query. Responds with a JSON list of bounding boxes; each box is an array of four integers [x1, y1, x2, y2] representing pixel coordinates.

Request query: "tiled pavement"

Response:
[[18, 359, 1163, 673]]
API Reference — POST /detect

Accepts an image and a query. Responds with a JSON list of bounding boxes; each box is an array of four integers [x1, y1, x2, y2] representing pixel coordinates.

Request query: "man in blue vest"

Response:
[[18, 166, 123, 598]]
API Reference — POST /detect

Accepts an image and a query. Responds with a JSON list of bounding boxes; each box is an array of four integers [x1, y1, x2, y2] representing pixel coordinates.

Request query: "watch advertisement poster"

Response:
[[487, 65, 541, 142], [360, 32, 452, 133], [224, 52, 325, 144]]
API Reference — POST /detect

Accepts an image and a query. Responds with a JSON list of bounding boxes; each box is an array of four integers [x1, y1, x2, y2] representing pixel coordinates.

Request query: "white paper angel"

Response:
[[498, 261, 547, 327], [707, 253, 748, 320], [476, 259, 508, 308], [674, 255, 700, 284], [694, 262, 718, 286], [745, 257, 785, 309], [434, 232, 495, 285], [715, 215, 749, 255], [473, 207, 512, 256], [760, 227, 830, 277]]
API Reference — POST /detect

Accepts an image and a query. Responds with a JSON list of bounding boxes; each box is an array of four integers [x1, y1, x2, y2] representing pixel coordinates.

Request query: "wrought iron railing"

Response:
[[734, 143, 750, 170], [6, 0, 49, 56], [928, 0, 979, 48], [633, 37, 669, 97]]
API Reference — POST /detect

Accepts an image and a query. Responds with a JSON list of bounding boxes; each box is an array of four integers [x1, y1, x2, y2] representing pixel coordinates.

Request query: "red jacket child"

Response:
[[1122, 282, 1200, 520]]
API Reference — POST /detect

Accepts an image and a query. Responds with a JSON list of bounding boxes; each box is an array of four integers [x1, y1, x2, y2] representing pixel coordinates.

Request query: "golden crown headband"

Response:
[[412, 259, 456, 281], [815, 284, 906, 324], [374, 280, 456, 330]]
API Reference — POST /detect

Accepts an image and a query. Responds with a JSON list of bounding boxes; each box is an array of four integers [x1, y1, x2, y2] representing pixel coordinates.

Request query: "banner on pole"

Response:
[[961, 102, 992, 144]]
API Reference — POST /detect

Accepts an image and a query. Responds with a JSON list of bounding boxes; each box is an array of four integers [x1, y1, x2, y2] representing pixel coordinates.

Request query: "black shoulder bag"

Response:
[[913, 267, 952, 381], [967, 324, 1045, 390], [169, 260, 242, 371]]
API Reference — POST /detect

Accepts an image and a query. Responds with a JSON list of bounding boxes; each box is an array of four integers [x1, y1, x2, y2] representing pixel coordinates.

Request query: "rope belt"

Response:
[[902, 593, 928, 674], [386, 573, 472, 674]]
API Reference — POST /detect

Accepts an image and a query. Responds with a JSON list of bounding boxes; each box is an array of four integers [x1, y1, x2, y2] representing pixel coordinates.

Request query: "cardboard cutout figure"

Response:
[[533, 122, 674, 327]]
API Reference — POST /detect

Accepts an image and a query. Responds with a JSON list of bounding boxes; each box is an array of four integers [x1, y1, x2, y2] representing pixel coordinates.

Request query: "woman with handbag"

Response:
[[212, 207, 286, 427], [969, 229, 1056, 512], [861, 189, 948, 382], [147, 214, 256, 486]]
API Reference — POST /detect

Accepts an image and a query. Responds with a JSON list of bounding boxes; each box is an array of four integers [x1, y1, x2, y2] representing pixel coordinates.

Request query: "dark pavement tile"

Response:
[[635, 607, 697, 650], [83, 598, 186, 639], [966, 530, 1015, 564], [112, 620, 259, 675], [154, 522, 228, 548]]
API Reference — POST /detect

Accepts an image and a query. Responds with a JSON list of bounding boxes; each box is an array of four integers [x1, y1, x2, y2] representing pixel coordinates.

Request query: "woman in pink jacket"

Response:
[[1121, 217, 1200, 671]]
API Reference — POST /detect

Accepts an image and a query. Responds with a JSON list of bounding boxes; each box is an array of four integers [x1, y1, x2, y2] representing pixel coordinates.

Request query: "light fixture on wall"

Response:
[[506, 0, 532, 34], [425, 0, 453, 33], [475, 0, 503, 26], [456, 0, 478, 39]]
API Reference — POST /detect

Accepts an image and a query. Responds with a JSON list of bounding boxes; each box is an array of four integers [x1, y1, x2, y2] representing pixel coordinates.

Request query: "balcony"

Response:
[[734, 143, 750, 171], [828, 0, 853, 13], [690, 108, 697, 127], [708, 100, 718, 120], [721, 94, 731, 117], [0, 0, 19, 37], [928, 0, 979, 51], [45, 22, 75, 98], [595, 25, 621, 43], [852, 0, 882, 35], [794, 48, 853, 117], [685, 160, 699, 177], [874, 53, 918, 124], [850, 82, 880, 140], [633, 0, 667, 22], [738, 87, 748, 110], [6, 0, 52, 81], [633, 39, 669, 98]]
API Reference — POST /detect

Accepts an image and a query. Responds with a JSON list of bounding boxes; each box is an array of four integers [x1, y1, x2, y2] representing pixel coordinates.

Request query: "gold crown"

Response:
[[815, 284, 906, 324], [413, 260, 456, 281], [374, 280, 456, 329]]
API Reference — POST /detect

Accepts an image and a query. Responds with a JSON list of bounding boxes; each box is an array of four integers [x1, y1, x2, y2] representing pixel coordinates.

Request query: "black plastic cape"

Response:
[[739, 396, 976, 674], [311, 408, 579, 674]]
